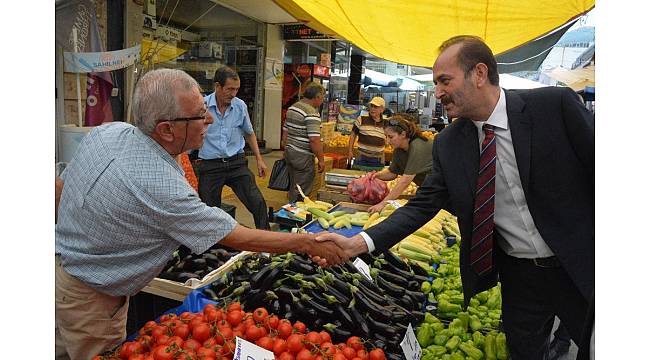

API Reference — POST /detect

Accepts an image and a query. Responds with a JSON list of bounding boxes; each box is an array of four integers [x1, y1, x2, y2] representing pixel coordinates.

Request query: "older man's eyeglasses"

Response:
[[159, 106, 208, 123]]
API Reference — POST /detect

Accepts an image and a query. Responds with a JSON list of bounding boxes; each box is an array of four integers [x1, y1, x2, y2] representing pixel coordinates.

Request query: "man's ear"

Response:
[[154, 121, 175, 142], [474, 63, 490, 87]]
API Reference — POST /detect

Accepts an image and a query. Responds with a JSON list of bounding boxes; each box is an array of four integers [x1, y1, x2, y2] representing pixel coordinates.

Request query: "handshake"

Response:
[[304, 232, 369, 267]]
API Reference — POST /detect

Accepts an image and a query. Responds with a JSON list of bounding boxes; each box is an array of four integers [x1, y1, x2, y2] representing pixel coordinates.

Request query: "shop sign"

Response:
[[282, 24, 331, 40], [297, 64, 312, 78], [64, 44, 141, 73], [156, 25, 181, 42]]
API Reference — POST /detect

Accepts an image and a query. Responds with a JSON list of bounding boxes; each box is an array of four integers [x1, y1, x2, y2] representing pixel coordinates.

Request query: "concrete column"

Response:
[[262, 24, 284, 149]]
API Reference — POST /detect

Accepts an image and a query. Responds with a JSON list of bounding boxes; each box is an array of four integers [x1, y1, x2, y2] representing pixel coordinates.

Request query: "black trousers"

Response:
[[197, 156, 269, 229], [496, 247, 588, 360]]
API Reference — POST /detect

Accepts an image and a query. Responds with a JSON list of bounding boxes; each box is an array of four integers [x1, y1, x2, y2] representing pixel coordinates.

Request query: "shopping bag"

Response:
[[268, 158, 290, 191]]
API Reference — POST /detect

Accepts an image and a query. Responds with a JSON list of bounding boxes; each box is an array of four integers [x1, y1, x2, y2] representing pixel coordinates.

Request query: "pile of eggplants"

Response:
[[157, 245, 240, 283], [203, 251, 431, 359]]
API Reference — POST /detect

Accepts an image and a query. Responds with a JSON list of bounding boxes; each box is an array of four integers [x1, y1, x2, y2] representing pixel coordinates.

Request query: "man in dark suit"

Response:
[[315, 35, 594, 359]]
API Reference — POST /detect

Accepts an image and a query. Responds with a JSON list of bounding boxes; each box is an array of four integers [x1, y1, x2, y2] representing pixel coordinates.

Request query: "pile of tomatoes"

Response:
[[93, 302, 387, 360]]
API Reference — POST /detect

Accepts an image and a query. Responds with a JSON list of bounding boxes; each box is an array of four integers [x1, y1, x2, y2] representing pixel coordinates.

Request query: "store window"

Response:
[[141, 0, 264, 136]]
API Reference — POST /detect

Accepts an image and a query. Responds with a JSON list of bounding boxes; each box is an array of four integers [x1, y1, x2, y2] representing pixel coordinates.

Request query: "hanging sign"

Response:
[[64, 44, 141, 73], [400, 323, 422, 360]]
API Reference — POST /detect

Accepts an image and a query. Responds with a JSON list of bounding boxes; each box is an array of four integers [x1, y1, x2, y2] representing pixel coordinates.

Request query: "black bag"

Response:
[[268, 158, 290, 191]]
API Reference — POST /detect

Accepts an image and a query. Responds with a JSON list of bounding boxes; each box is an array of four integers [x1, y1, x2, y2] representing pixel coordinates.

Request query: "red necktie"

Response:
[[471, 124, 496, 276]]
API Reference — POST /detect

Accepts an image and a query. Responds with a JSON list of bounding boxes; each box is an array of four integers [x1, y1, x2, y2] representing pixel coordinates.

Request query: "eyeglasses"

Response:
[[158, 106, 209, 123]]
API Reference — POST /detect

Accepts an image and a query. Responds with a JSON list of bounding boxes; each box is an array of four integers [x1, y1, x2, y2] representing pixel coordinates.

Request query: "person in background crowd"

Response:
[[347, 96, 388, 171], [366, 115, 433, 213], [197, 66, 269, 229], [55, 68, 346, 360], [282, 82, 326, 202], [314, 35, 594, 360]]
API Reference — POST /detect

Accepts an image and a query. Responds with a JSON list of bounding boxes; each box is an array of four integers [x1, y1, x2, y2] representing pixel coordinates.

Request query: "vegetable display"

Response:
[[94, 302, 388, 360], [158, 246, 240, 284]]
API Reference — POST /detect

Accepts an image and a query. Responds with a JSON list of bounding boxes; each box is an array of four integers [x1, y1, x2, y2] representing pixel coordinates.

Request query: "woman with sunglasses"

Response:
[[368, 115, 434, 213]]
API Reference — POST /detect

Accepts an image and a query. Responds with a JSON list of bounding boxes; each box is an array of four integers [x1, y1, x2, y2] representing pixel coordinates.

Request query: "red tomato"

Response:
[[215, 320, 230, 332], [255, 336, 275, 351], [350, 358, 362, 360], [272, 338, 288, 356], [277, 322, 294, 339], [293, 321, 307, 334], [119, 341, 144, 359], [332, 354, 348, 360], [174, 324, 191, 340], [346, 337, 364, 352], [151, 326, 169, 340], [155, 335, 171, 346], [226, 311, 243, 327], [204, 304, 217, 313], [296, 348, 315, 360], [152, 345, 176, 360], [138, 335, 154, 351], [286, 333, 305, 354], [304, 332, 322, 349], [278, 352, 296, 360], [221, 340, 236, 356], [314, 356, 324, 360], [190, 317, 207, 329], [356, 349, 369, 360], [160, 313, 176, 322], [265, 315, 280, 330], [319, 331, 331, 344], [183, 338, 202, 351], [245, 324, 265, 342], [368, 349, 385, 360], [180, 312, 194, 321], [167, 335, 184, 348], [192, 323, 212, 343], [252, 307, 269, 323], [140, 321, 159, 336], [341, 346, 357, 360], [128, 354, 145, 360], [205, 310, 219, 323], [197, 346, 217, 359], [319, 342, 336, 358], [226, 302, 241, 313]]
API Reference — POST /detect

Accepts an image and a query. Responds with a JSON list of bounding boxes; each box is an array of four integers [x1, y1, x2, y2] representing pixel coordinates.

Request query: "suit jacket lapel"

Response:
[[505, 90, 532, 196], [459, 119, 480, 195]]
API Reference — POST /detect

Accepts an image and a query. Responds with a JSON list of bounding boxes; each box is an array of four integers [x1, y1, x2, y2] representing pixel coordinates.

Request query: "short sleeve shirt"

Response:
[[55, 122, 238, 296], [199, 92, 254, 159], [388, 137, 433, 186]]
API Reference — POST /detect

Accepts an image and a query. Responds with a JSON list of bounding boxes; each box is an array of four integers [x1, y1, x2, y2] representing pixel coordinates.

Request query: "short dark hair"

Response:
[[213, 66, 239, 87], [302, 83, 325, 100], [438, 35, 499, 86]]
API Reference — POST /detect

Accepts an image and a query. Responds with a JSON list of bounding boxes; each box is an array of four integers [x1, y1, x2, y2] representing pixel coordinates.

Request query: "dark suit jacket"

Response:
[[366, 87, 594, 304]]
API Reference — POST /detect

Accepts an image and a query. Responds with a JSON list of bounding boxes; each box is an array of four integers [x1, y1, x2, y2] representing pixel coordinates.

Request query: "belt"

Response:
[[511, 255, 561, 268], [200, 153, 244, 163]]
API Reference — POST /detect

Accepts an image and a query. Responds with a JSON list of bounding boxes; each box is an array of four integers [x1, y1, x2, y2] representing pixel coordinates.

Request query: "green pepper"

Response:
[[484, 334, 497, 360], [449, 319, 465, 337], [475, 291, 489, 303], [457, 312, 470, 331], [490, 319, 501, 329], [426, 345, 448, 356], [438, 264, 450, 275], [486, 289, 501, 309], [431, 278, 445, 294], [487, 310, 501, 320], [421, 353, 436, 360], [428, 292, 437, 303], [431, 322, 445, 332], [449, 294, 465, 305], [441, 355, 452, 360], [433, 329, 451, 345], [469, 298, 480, 308], [478, 305, 488, 313], [459, 341, 484, 360], [496, 333, 508, 359], [467, 306, 480, 316], [445, 335, 461, 352], [425, 312, 441, 324], [460, 332, 471, 342], [472, 331, 485, 349], [417, 323, 434, 347], [469, 315, 483, 332], [439, 299, 463, 314], [449, 351, 465, 360], [421, 281, 432, 294]]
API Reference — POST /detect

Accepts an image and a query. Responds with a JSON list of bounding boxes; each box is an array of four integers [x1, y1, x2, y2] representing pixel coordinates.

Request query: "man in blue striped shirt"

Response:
[[54, 69, 345, 360]]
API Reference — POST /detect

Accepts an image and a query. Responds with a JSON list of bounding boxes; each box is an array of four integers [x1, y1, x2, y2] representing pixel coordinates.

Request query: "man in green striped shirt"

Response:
[[347, 96, 388, 170], [282, 83, 326, 202]]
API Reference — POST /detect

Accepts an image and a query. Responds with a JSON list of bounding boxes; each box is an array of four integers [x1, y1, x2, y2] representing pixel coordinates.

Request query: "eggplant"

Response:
[[334, 304, 355, 328], [410, 262, 431, 276], [312, 318, 324, 330], [325, 284, 351, 304], [396, 295, 416, 311], [355, 282, 389, 305], [289, 259, 316, 274], [284, 311, 297, 322], [385, 353, 403, 360], [348, 306, 371, 338], [365, 315, 398, 338], [376, 275, 405, 298], [305, 298, 334, 317], [405, 289, 426, 303], [354, 292, 392, 322], [275, 286, 302, 302], [407, 279, 420, 291], [330, 327, 353, 343], [250, 265, 274, 289], [382, 250, 411, 271], [201, 253, 222, 268], [210, 248, 232, 261], [410, 310, 426, 324], [377, 270, 409, 288]]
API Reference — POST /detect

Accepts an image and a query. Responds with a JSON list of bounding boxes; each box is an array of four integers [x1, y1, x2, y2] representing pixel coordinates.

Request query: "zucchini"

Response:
[[307, 207, 334, 221], [317, 217, 330, 229]]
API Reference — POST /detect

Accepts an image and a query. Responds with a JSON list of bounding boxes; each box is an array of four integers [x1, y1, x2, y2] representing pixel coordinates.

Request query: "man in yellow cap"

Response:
[[347, 96, 388, 170]]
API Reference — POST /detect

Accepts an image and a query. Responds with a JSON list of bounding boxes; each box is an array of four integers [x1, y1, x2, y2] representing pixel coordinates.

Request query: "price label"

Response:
[[233, 337, 275, 360], [353, 257, 372, 281], [400, 323, 422, 360]]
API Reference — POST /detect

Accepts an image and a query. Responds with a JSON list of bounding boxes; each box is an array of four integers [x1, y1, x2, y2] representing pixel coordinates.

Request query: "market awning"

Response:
[[546, 66, 595, 91], [272, 0, 595, 67]]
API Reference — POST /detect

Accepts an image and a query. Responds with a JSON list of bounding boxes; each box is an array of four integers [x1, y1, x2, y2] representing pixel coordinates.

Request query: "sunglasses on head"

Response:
[[388, 118, 408, 131]]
